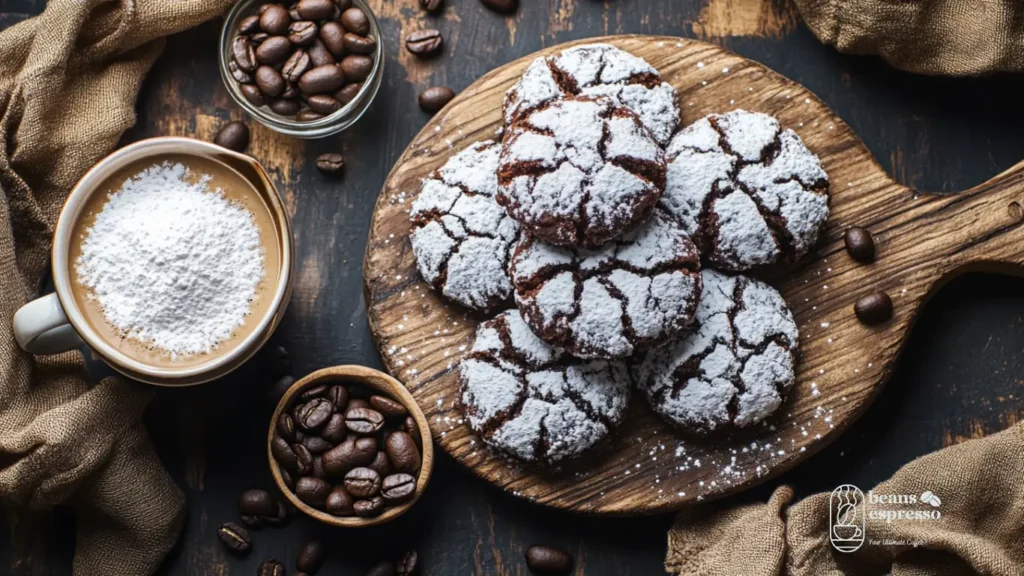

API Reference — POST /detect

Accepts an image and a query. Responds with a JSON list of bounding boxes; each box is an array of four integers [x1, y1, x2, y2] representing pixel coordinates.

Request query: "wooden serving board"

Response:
[[363, 35, 1024, 514]]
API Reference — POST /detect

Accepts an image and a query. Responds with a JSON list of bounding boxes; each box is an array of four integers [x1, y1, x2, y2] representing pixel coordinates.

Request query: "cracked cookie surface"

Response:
[[459, 310, 631, 465], [503, 43, 680, 146], [635, 269, 798, 434], [410, 141, 519, 312], [510, 208, 702, 360], [661, 109, 829, 272], [498, 95, 667, 248]]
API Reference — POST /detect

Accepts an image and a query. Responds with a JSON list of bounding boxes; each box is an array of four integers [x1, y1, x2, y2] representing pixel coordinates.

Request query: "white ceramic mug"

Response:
[[13, 137, 294, 386]]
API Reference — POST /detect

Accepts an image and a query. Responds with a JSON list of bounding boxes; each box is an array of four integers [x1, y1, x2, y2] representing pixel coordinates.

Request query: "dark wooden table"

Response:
[[4, 1, 1024, 574]]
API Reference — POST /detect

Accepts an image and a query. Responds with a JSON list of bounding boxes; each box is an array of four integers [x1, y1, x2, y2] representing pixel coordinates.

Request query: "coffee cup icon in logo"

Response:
[[830, 484, 865, 552]]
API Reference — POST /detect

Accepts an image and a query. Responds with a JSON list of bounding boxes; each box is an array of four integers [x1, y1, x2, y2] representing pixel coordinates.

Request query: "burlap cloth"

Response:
[[794, 0, 1024, 75], [0, 1, 230, 574]]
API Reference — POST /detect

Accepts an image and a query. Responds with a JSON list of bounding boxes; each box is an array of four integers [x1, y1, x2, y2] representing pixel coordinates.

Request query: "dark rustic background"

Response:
[[3, 0, 1024, 574]]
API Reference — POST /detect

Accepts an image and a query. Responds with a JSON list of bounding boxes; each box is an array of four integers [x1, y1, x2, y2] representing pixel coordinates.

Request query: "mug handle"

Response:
[[14, 293, 83, 354]]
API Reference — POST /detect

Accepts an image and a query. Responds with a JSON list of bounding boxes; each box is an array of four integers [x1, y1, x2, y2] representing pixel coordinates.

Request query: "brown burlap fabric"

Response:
[[667, 421, 1024, 575], [0, 1, 230, 574], [794, 0, 1024, 75]]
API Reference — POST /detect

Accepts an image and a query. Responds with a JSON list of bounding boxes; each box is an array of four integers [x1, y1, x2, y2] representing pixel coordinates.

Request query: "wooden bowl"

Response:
[[267, 365, 434, 527]]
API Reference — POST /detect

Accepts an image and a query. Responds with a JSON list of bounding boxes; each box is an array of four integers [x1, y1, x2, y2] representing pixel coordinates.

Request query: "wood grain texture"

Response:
[[365, 35, 1024, 514]]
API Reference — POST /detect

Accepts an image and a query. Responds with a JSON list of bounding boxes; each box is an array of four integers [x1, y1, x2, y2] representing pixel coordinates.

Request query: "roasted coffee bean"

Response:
[[335, 0, 353, 9], [297, 109, 325, 122], [260, 5, 291, 35], [297, 0, 336, 19], [280, 468, 296, 490], [325, 486, 355, 515], [366, 451, 392, 478], [396, 550, 418, 576], [315, 153, 346, 176], [353, 496, 383, 517], [239, 489, 279, 517], [319, 22, 347, 57], [381, 473, 416, 502], [420, 0, 443, 13], [258, 3, 273, 14], [297, 540, 327, 573], [232, 36, 258, 72], [263, 500, 288, 527], [335, 83, 361, 105], [242, 83, 266, 106], [525, 545, 572, 574], [340, 7, 370, 34], [311, 455, 327, 479], [268, 375, 296, 410], [298, 398, 334, 430], [256, 36, 292, 65], [299, 64, 346, 94], [239, 14, 262, 34], [347, 398, 371, 411], [385, 431, 421, 474], [345, 407, 385, 435], [327, 384, 349, 409], [307, 39, 336, 67], [300, 383, 329, 399], [258, 559, 287, 576], [854, 292, 892, 325], [281, 50, 312, 83], [405, 29, 443, 57], [255, 66, 286, 97], [229, 60, 254, 84], [303, 435, 334, 454], [217, 522, 252, 554], [307, 94, 342, 114], [251, 32, 270, 45], [240, 514, 264, 528], [269, 98, 302, 115], [321, 413, 347, 443], [367, 561, 397, 576], [213, 121, 250, 152], [339, 54, 373, 82], [480, 0, 518, 13], [418, 86, 455, 113], [294, 443, 315, 474], [270, 344, 291, 376], [290, 8, 302, 20], [272, 436, 299, 469], [403, 416, 421, 449], [323, 436, 377, 477], [281, 84, 300, 99], [289, 21, 318, 45], [277, 413, 298, 442], [343, 32, 376, 54], [369, 395, 407, 418], [344, 467, 382, 498], [845, 226, 875, 263], [295, 476, 332, 508]]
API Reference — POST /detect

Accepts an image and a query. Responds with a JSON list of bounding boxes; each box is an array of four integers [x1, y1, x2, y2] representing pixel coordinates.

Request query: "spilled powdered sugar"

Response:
[[635, 269, 799, 433], [459, 310, 631, 464], [76, 162, 264, 357]]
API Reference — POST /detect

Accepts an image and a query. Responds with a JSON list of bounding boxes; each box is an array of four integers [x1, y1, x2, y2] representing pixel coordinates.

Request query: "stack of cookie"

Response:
[[409, 44, 830, 465]]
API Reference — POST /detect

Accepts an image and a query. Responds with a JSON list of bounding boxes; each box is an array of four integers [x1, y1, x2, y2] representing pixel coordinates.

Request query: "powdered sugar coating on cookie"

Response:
[[498, 96, 667, 248], [504, 44, 680, 145], [410, 141, 519, 312], [661, 110, 829, 271], [510, 208, 702, 360], [459, 310, 631, 464], [635, 269, 799, 433]]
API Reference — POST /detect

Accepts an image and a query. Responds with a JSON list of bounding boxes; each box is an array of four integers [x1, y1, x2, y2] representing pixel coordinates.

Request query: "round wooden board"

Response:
[[363, 35, 1024, 514]]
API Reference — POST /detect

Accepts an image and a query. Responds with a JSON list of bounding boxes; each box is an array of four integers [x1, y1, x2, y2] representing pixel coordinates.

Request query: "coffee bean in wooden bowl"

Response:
[[219, 0, 385, 138], [268, 365, 433, 527]]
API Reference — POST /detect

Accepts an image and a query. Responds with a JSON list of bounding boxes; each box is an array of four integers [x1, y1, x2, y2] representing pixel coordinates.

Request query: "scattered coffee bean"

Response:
[[323, 436, 377, 477], [270, 344, 291, 376], [297, 0, 335, 20], [340, 54, 374, 82], [319, 22, 347, 57], [270, 98, 302, 116], [381, 473, 416, 502], [321, 413, 347, 443], [240, 14, 262, 34], [241, 83, 266, 106], [256, 65, 286, 97], [299, 64, 347, 94], [260, 5, 291, 35], [353, 495, 384, 517], [232, 36, 258, 72], [256, 36, 292, 65], [297, 540, 327, 573], [370, 395, 407, 418], [854, 292, 892, 325], [340, 7, 370, 35], [366, 451, 392, 477], [295, 476, 332, 508], [288, 20, 318, 45], [396, 550, 418, 576], [327, 385, 349, 409], [294, 443, 315, 474], [367, 561, 398, 576], [229, 61, 254, 84], [524, 545, 573, 574], [303, 435, 334, 454], [258, 559, 287, 576], [336, 83, 362, 105], [326, 486, 355, 515], [272, 436, 299, 469], [315, 153, 346, 176], [307, 39, 336, 67], [480, 0, 518, 13], [239, 489, 279, 517], [845, 226, 876, 263], [240, 514, 264, 528], [298, 398, 334, 430], [418, 86, 455, 113], [405, 29, 443, 57], [213, 121, 250, 152], [420, 0, 443, 13], [269, 374, 296, 407], [266, 500, 288, 525], [385, 431, 421, 474], [344, 467, 382, 498], [307, 94, 342, 114], [345, 407, 385, 435], [217, 522, 252, 554]]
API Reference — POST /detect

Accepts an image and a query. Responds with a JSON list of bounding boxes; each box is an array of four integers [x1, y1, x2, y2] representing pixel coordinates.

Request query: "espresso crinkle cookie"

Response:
[[661, 109, 829, 271], [503, 43, 680, 145], [635, 269, 799, 434], [459, 310, 631, 464], [498, 95, 667, 248], [410, 141, 519, 312], [510, 208, 701, 360]]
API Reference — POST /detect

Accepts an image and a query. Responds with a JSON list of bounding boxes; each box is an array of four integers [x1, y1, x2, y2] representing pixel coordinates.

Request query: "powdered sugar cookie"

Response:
[[498, 95, 667, 248], [661, 109, 829, 272], [635, 269, 799, 434], [459, 310, 631, 464], [510, 208, 702, 360], [504, 43, 680, 145], [410, 141, 519, 312]]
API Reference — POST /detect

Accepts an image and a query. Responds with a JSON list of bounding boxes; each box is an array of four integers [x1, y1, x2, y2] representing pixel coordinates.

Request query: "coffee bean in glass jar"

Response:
[[228, 1, 377, 122], [272, 380, 423, 519]]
